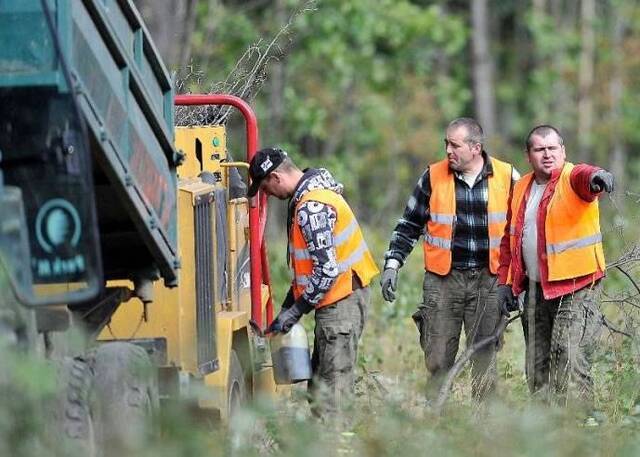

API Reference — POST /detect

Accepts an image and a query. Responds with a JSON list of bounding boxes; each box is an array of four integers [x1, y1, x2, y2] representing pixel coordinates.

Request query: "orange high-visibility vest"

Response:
[[423, 157, 512, 275], [506, 162, 605, 283], [290, 189, 379, 308]]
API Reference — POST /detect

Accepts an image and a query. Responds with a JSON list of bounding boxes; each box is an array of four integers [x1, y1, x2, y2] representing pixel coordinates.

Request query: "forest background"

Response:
[[132, 0, 640, 455]]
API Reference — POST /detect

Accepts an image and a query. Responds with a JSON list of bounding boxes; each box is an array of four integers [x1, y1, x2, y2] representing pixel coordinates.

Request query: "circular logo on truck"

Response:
[[35, 198, 81, 254]]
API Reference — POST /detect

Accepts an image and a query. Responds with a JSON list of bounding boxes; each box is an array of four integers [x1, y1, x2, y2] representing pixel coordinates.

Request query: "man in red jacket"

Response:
[[497, 125, 614, 408]]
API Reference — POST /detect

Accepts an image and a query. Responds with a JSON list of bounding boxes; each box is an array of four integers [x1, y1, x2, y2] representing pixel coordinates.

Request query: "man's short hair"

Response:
[[275, 155, 297, 173], [525, 125, 564, 150], [447, 117, 484, 146]]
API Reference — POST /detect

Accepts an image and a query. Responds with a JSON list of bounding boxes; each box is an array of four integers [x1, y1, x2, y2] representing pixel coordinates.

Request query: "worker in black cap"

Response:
[[249, 147, 379, 417]]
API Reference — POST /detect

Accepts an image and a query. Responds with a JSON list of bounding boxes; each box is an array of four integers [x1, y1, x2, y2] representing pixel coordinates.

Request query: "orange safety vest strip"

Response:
[[290, 189, 379, 308], [506, 162, 605, 283], [423, 157, 512, 275]]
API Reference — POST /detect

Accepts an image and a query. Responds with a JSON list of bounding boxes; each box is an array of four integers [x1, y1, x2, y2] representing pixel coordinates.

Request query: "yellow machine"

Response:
[[99, 124, 278, 419], [0, 2, 291, 451]]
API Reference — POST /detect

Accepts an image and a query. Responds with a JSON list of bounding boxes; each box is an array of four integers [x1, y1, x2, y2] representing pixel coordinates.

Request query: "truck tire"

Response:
[[228, 349, 246, 419], [90, 342, 158, 457], [51, 356, 97, 457]]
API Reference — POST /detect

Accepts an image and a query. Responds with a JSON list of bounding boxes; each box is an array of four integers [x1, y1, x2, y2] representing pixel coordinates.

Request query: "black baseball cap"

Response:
[[247, 147, 288, 197]]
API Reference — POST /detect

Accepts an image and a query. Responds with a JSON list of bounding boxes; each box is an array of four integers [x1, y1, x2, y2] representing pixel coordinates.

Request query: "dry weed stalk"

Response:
[[175, 1, 317, 127]]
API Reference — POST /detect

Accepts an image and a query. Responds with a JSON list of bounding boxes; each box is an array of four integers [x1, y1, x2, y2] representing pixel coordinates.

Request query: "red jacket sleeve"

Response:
[[570, 163, 602, 202]]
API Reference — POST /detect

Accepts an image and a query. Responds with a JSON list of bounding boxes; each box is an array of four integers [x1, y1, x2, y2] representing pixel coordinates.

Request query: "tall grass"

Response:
[[1, 220, 638, 456], [258, 220, 640, 456]]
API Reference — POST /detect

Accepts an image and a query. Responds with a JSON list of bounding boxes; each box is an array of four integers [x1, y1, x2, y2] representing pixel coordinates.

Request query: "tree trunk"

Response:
[[133, 0, 198, 69], [268, 0, 286, 144], [471, 0, 497, 141], [550, 0, 573, 141], [532, 0, 546, 15], [577, 0, 595, 162], [266, 0, 287, 240], [203, 0, 222, 62], [609, 3, 626, 191], [179, 0, 198, 68]]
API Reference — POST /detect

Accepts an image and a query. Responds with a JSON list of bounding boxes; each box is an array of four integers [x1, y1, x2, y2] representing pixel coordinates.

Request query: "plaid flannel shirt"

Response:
[[384, 153, 518, 271]]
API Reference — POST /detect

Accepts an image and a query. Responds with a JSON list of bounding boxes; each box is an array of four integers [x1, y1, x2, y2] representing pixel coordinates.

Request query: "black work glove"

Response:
[[267, 298, 313, 334], [497, 284, 517, 316], [380, 268, 399, 302], [590, 170, 615, 193]]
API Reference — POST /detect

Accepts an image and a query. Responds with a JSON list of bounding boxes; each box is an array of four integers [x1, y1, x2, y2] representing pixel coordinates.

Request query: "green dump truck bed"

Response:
[[0, 0, 179, 287]]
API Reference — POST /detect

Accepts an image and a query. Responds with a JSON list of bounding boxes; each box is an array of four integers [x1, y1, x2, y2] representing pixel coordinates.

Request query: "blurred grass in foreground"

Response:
[[0, 224, 638, 456], [257, 225, 640, 456]]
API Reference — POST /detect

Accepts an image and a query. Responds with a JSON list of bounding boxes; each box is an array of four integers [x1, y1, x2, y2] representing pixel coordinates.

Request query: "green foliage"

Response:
[[0, 350, 56, 457], [184, 0, 640, 229]]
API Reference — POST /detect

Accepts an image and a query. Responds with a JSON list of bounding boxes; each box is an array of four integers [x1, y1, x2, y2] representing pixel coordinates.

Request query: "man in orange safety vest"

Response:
[[497, 124, 614, 410], [248, 147, 379, 416], [381, 118, 519, 402]]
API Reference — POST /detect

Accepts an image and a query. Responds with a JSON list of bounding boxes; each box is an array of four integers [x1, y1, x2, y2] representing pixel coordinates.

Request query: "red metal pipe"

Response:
[[174, 94, 267, 329], [259, 192, 274, 323]]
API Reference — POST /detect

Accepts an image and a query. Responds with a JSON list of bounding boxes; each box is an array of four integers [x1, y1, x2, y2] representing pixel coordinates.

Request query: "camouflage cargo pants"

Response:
[[309, 287, 370, 417], [412, 268, 501, 401], [522, 280, 602, 406]]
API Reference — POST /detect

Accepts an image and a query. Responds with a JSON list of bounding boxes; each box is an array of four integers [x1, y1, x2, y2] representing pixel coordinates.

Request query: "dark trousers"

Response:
[[522, 280, 602, 406], [413, 268, 501, 400], [309, 287, 370, 417]]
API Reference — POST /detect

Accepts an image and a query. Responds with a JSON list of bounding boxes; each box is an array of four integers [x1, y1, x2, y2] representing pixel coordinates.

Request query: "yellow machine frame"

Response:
[[98, 125, 277, 418]]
